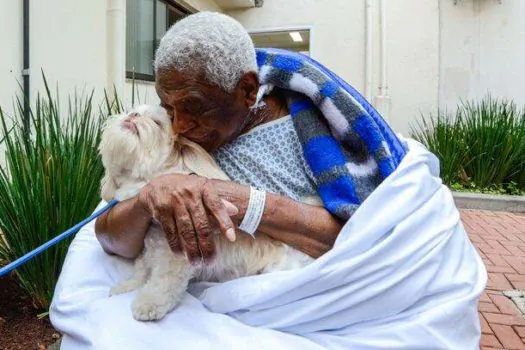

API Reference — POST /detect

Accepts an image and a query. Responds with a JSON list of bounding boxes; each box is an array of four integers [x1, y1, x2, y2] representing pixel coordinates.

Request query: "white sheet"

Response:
[[50, 139, 486, 349]]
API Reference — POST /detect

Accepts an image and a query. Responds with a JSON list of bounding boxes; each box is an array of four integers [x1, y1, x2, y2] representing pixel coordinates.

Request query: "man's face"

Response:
[[155, 69, 256, 151]]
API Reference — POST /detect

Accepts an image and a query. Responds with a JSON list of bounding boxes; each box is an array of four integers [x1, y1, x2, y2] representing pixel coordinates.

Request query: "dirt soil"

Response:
[[0, 275, 59, 350]]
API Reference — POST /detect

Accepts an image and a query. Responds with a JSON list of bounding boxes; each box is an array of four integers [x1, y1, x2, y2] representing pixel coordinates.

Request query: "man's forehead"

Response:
[[157, 69, 208, 88], [157, 86, 206, 104], [157, 73, 222, 102]]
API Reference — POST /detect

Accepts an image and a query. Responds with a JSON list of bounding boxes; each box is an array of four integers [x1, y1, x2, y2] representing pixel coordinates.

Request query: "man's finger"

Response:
[[203, 185, 236, 242], [154, 208, 181, 253], [188, 201, 216, 264], [171, 193, 201, 264], [221, 199, 239, 216]]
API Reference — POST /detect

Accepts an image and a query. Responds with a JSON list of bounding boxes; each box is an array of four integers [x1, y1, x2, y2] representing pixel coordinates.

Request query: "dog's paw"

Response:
[[131, 297, 170, 321], [109, 279, 142, 296]]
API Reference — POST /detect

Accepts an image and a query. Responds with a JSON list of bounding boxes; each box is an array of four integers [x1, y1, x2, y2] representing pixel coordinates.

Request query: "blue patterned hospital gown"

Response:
[[212, 115, 319, 203]]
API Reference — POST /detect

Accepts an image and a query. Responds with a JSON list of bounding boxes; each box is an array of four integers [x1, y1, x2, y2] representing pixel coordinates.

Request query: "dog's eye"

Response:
[[153, 120, 162, 126]]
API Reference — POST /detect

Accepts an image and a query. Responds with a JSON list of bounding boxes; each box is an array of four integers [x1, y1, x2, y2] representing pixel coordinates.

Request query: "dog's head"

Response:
[[99, 105, 178, 200]]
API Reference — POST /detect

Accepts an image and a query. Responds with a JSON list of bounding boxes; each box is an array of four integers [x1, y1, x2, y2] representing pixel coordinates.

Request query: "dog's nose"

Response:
[[128, 112, 140, 120]]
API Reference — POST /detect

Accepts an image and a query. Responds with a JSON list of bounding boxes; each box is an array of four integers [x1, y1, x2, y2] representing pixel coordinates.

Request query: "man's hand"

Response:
[[137, 174, 238, 264]]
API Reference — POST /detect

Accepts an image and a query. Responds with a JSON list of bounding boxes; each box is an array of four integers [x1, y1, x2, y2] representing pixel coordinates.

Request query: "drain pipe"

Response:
[[107, 0, 126, 101], [364, 0, 373, 101], [380, 0, 387, 98], [375, 0, 391, 121], [22, 0, 30, 130]]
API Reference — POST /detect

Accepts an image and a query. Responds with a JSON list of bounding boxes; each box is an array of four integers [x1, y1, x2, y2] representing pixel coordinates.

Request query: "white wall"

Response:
[[0, 0, 23, 111], [439, 0, 525, 110], [1, 0, 109, 112], [31, 0, 109, 106], [0, 0, 223, 115], [2, 0, 524, 133], [228, 0, 440, 134], [228, 0, 366, 92], [386, 0, 439, 134]]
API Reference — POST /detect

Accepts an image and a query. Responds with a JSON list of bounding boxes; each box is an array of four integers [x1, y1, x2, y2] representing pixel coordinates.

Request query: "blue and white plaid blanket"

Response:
[[256, 48, 407, 219]]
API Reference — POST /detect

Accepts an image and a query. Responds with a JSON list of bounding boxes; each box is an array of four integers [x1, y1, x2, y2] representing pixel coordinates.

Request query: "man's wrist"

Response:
[[209, 179, 250, 222], [238, 187, 267, 237]]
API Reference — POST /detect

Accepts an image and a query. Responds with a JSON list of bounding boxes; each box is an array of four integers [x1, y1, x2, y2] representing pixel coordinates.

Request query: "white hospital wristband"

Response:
[[238, 187, 266, 238]]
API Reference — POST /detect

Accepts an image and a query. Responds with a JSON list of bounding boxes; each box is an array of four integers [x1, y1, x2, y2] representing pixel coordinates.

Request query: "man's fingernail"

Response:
[[229, 206, 239, 216], [226, 228, 236, 242]]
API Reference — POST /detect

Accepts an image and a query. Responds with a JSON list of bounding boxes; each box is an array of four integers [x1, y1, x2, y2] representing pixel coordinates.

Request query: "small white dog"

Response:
[[99, 105, 313, 321]]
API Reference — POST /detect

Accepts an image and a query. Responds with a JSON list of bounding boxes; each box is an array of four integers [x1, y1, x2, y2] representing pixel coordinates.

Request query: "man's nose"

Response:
[[173, 114, 196, 134]]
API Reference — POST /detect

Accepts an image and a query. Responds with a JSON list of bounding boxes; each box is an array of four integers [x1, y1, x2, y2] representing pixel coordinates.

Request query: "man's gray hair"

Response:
[[154, 12, 258, 93]]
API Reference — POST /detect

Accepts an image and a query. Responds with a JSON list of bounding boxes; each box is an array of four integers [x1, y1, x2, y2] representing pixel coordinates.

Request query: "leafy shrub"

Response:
[[411, 96, 525, 194], [460, 98, 525, 189], [411, 110, 467, 185], [0, 78, 121, 309]]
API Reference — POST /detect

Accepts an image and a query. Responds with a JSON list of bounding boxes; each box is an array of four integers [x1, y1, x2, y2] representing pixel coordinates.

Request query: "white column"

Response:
[[107, 0, 126, 100], [374, 0, 391, 121], [364, 0, 373, 102]]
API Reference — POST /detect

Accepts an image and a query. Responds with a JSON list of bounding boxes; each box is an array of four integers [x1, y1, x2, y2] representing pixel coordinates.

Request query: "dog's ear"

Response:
[[100, 173, 118, 202], [179, 137, 229, 181]]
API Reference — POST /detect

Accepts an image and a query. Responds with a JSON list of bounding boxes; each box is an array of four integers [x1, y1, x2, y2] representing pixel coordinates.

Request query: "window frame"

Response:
[[126, 0, 193, 82], [248, 26, 314, 57]]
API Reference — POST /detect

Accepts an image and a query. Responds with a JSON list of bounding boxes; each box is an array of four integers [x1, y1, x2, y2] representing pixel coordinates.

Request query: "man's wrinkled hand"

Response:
[[137, 174, 238, 264]]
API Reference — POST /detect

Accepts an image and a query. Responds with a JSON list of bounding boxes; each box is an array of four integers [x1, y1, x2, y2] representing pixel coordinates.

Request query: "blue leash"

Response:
[[0, 199, 119, 277]]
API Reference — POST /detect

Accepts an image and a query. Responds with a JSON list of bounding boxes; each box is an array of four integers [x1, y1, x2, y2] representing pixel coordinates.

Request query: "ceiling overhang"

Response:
[[214, 0, 263, 10]]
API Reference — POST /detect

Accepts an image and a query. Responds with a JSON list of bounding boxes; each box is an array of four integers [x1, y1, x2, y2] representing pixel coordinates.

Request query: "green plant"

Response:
[[0, 76, 121, 309], [411, 96, 525, 193], [460, 97, 525, 189], [411, 110, 467, 185], [450, 181, 524, 196]]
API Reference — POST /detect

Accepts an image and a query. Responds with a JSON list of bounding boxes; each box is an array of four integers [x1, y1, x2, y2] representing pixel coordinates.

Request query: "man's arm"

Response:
[[95, 174, 238, 262], [212, 179, 342, 258], [95, 175, 342, 262], [95, 197, 151, 258]]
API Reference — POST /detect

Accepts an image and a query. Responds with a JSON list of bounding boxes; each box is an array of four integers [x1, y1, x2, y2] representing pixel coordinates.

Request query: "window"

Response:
[[126, 0, 191, 81], [250, 29, 311, 56]]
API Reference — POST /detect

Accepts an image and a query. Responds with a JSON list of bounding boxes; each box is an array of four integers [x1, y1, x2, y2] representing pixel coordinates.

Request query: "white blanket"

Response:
[[50, 139, 486, 349]]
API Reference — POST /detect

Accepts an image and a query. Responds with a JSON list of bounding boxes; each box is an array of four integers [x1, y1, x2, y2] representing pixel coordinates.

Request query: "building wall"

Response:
[[439, 0, 525, 110], [1, 0, 525, 134], [0, 0, 23, 110], [385, 0, 440, 134], [0, 1, 23, 164], [32, 0, 109, 103], [228, 0, 440, 135], [0, 0, 223, 115], [0, 0, 109, 112], [228, 0, 366, 94]]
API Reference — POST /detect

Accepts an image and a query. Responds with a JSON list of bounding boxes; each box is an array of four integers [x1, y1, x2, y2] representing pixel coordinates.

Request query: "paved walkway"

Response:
[[461, 209, 525, 349]]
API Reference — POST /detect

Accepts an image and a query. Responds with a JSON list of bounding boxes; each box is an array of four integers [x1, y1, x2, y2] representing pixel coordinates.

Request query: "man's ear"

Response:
[[237, 72, 259, 108]]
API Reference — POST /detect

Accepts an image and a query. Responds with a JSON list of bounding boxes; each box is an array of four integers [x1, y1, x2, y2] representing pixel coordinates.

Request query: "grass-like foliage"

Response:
[[0, 76, 122, 309], [412, 96, 525, 194], [411, 110, 467, 185]]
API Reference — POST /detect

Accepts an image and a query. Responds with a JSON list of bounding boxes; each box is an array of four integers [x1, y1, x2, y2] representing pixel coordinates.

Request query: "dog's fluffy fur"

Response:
[[99, 105, 313, 321]]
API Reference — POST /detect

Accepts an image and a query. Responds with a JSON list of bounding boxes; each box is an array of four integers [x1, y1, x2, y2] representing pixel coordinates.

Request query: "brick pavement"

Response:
[[461, 209, 525, 349]]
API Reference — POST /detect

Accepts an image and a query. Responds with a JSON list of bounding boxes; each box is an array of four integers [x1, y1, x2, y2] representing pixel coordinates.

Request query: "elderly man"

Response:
[[51, 12, 486, 349], [95, 14, 343, 263]]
